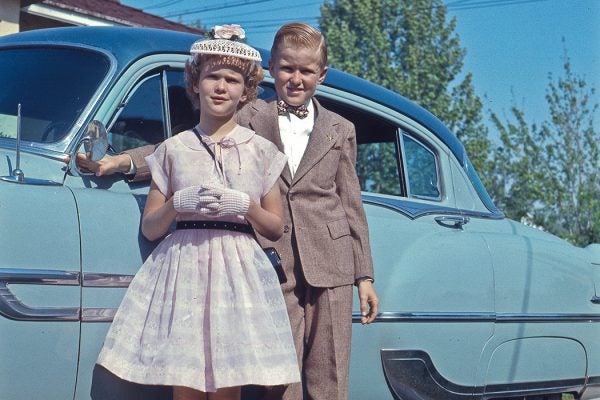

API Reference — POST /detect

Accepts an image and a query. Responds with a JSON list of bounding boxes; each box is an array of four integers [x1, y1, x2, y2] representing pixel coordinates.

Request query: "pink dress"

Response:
[[97, 125, 300, 392]]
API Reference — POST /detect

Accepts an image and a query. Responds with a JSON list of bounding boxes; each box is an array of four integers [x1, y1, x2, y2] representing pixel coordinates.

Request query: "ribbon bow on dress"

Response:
[[277, 100, 309, 119]]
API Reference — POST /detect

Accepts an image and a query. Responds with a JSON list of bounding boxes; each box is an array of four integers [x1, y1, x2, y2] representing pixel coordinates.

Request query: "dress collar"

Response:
[[177, 124, 255, 150]]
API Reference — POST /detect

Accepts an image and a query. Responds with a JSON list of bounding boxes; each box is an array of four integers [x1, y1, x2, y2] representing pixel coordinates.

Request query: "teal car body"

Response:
[[1, 26, 600, 400]]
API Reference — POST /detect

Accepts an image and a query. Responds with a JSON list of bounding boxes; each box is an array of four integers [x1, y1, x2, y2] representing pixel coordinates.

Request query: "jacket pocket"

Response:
[[327, 218, 351, 240]]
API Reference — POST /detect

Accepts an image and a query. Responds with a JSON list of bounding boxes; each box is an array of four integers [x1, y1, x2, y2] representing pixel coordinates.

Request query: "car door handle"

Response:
[[0, 268, 80, 321], [434, 215, 470, 229]]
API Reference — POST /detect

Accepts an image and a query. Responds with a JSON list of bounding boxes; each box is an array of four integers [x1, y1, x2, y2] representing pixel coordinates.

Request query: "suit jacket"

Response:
[[125, 98, 374, 287], [238, 97, 374, 288]]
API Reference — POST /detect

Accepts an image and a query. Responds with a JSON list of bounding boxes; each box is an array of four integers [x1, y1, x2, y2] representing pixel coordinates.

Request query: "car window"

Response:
[[402, 133, 441, 200], [0, 47, 109, 143], [108, 70, 197, 153], [109, 74, 165, 152], [356, 132, 403, 196], [165, 70, 198, 136], [315, 96, 405, 196], [316, 95, 445, 201]]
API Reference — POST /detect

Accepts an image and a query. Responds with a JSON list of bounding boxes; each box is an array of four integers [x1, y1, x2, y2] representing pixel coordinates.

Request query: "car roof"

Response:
[[0, 26, 465, 161]]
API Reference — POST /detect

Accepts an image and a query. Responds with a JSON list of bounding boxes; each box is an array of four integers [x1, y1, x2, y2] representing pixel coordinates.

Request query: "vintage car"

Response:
[[1, 26, 600, 400]]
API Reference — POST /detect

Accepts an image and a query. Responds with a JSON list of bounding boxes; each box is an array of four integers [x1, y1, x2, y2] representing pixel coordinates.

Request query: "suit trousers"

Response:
[[264, 253, 354, 400]]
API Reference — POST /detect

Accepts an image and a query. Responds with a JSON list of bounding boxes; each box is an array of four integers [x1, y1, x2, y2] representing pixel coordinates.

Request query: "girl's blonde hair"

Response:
[[184, 54, 264, 110]]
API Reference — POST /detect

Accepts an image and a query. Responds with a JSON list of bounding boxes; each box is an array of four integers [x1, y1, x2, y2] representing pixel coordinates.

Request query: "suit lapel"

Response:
[[292, 100, 337, 184], [248, 100, 293, 185]]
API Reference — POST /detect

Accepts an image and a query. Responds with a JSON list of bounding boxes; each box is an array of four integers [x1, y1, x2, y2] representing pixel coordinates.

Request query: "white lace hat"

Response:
[[190, 24, 261, 62]]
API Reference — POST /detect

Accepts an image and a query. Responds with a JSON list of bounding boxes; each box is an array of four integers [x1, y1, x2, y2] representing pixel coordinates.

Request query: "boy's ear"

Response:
[[268, 59, 275, 76], [193, 82, 200, 94], [317, 65, 328, 84]]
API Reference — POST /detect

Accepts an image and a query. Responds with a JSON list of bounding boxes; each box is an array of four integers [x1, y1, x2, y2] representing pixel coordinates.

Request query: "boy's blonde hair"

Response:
[[271, 23, 328, 68], [184, 54, 264, 110]]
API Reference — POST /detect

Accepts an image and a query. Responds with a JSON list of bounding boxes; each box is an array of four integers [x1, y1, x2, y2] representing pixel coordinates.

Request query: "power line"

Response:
[[142, 0, 185, 10], [446, 0, 551, 11], [191, 0, 322, 20], [186, 15, 320, 27], [163, 0, 277, 18]]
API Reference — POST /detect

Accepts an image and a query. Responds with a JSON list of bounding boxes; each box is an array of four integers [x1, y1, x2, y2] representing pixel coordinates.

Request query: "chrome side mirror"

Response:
[[69, 120, 109, 176]]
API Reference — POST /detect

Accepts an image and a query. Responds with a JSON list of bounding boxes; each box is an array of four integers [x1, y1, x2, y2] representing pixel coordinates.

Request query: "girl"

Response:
[[96, 24, 300, 400]]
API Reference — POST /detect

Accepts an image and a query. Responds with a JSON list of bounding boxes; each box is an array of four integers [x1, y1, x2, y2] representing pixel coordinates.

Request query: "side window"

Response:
[[108, 70, 198, 153], [356, 136, 402, 196], [165, 70, 197, 135], [317, 96, 404, 197], [402, 133, 441, 200], [109, 74, 165, 153]]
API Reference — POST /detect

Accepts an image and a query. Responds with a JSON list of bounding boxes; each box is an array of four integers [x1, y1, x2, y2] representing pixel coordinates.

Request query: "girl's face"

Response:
[[193, 61, 247, 119]]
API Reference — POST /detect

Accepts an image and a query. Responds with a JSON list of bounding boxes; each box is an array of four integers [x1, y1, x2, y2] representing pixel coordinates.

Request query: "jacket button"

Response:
[[289, 195, 295, 201], [283, 225, 290, 233]]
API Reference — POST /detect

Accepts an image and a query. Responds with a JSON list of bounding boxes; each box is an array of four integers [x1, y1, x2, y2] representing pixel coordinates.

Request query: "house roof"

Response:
[[28, 0, 204, 34]]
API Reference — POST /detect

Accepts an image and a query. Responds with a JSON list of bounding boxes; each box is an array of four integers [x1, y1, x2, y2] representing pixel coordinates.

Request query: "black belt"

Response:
[[176, 220, 253, 234]]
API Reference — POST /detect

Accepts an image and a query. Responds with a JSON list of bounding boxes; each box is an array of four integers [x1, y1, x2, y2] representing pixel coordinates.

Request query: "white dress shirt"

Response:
[[277, 99, 315, 177]]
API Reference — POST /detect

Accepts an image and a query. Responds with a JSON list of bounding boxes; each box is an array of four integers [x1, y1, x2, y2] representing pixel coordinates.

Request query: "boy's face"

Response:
[[269, 46, 327, 107]]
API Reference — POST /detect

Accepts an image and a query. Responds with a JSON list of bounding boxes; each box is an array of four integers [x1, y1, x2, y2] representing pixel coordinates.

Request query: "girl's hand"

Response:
[[196, 184, 250, 217]]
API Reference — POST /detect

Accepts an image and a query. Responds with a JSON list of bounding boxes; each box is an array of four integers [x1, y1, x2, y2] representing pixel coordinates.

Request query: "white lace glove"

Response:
[[196, 184, 250, 217], [173, 186, 219, 214]]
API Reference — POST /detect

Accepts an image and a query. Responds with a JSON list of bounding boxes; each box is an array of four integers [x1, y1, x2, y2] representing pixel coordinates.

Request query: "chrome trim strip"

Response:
[[81, 272, 132, 322], [353, 311, 600, 323], [0, 268, 80, 285], [0, 175, 62, 185], [81, 308, 117, 323], [0, 268, 80, 321], [362, 193, 505, 220], [82, 272, 133, 288]]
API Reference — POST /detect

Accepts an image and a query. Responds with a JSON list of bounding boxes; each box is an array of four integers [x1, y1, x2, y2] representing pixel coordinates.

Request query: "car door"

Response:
[[62, 60, 197, 399], [0, 182, 81, 399], [315, 91, 496, 399]]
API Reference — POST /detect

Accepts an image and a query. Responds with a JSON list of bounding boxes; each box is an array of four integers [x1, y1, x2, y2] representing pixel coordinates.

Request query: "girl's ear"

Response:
[[193, 83, 200, 94]]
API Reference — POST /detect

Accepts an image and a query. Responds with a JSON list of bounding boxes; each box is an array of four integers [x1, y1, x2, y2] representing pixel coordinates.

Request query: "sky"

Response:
[[121, 0, 600, 137]]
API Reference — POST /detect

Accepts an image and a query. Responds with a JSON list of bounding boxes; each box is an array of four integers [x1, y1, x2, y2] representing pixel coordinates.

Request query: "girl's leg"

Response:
[[173, 386, 208, 400], [208, 386, 241, 400]]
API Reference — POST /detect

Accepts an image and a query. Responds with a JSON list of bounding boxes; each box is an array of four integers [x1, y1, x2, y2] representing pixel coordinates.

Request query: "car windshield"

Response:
[[0, 46, 110, 144]]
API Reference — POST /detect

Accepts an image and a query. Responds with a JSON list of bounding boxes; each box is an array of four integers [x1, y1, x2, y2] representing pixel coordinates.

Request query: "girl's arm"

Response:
[[141, 180, 177, 241], [245, 184, 284, 242]]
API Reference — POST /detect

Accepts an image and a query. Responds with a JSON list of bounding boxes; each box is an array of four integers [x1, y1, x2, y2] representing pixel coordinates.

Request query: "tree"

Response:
[[490, 54, 599, 246], [319, 0, 491, 181], [539, 56, 600, 245]]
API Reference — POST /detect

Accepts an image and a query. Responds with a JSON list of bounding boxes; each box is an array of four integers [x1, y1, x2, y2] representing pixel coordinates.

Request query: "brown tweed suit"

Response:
[[124, 97, 374, 400], [237, 97, 374, 400]]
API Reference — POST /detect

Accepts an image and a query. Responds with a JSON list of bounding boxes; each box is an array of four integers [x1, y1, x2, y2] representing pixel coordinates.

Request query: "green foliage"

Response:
[[319, 0, 492, 185], [490, 54, 599, 246], [356, 142, 402, 195]]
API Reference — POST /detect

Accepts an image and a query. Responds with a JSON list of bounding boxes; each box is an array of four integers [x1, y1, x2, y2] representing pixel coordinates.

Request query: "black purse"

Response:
[[262, 247, 286, 284], [192, 127, 287, 284]]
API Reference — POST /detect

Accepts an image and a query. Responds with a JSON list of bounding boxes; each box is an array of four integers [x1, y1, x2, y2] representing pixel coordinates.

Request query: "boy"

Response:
[[236, 22, 378, 400]]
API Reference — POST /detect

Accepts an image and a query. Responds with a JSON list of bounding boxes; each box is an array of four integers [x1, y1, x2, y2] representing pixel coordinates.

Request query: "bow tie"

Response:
[[277, 100, 309, 119]]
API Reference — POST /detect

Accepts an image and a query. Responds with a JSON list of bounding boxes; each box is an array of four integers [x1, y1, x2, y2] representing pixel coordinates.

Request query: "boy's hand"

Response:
[[357, 280, 379, 325], [74, 153, 132, 176]]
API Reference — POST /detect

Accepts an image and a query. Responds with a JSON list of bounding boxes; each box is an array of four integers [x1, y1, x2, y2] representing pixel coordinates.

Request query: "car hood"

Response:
[[0, 146, 66, 185]]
